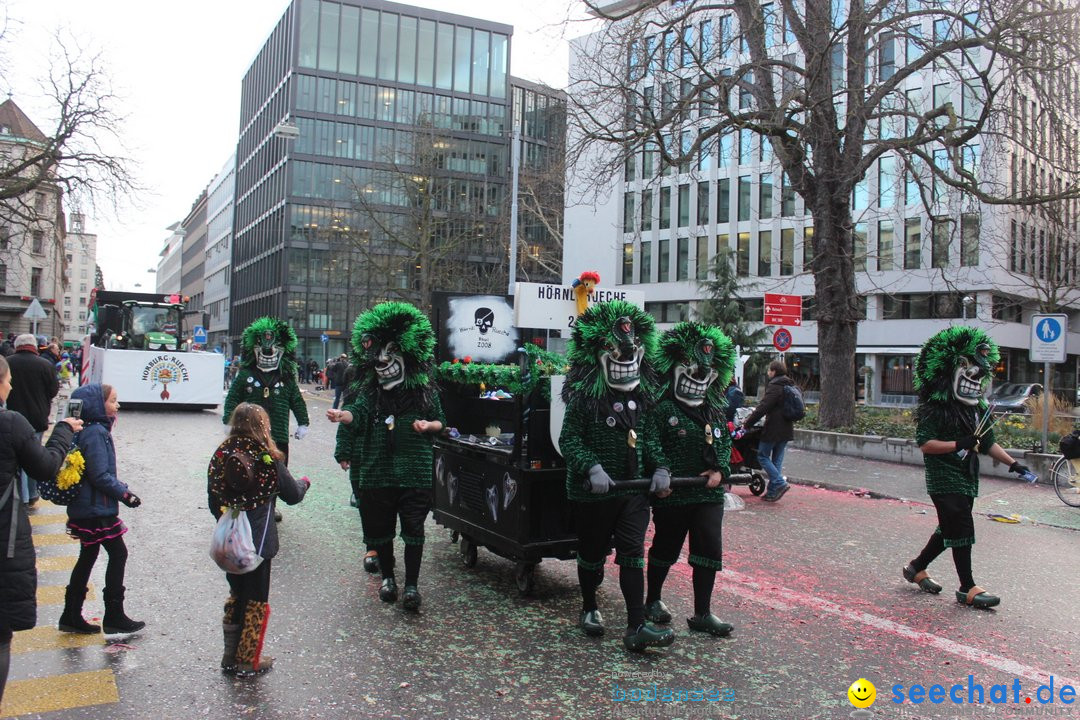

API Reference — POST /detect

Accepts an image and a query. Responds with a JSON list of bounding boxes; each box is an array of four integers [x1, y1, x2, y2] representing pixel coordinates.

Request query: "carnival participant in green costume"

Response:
[[904, 326, 1030, 609], [223, 317, 310, 464], [328, 302, 444, 612], [559, 300, 675, 652], [646, 322, 736, 637]]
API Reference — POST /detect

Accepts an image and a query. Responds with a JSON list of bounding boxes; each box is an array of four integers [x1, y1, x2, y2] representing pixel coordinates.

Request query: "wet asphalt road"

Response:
[[10, 391, 1080, 720]]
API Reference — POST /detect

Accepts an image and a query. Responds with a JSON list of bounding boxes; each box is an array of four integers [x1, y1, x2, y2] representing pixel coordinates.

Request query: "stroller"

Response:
[[727, 407, 768, 496]]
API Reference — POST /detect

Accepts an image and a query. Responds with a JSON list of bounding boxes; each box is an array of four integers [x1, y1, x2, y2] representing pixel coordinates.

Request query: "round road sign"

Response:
[[773, 327, 793, 352]]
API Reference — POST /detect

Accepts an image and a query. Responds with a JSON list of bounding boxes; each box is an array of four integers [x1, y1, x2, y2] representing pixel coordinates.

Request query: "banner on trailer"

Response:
[[433, 293, 519, 364], [85, 345, 224, 405], [514, 282, 645, 331]]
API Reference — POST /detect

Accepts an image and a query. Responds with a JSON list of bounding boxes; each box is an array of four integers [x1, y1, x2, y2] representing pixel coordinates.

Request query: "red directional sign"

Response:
[[764, 293, 803, 326]]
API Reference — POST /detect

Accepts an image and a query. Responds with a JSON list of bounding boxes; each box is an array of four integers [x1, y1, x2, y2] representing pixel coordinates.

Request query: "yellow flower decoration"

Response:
[[56, 449, 85, 491], [261, 453, 273, 465]]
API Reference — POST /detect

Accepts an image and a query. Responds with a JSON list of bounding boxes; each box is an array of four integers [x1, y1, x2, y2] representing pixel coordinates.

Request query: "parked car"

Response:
[[989, 382, 1043, 414]]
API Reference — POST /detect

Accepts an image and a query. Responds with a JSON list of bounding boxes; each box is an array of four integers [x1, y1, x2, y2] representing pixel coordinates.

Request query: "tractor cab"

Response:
[[90, 291, 186, 351]]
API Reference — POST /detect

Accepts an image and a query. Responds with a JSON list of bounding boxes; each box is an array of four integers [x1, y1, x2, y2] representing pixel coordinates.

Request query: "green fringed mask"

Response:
[[655, 322, 736, 408], [351, 302, 435, 391], [914, 326, 1000, 407], [562, 299, 660, 402], [241, 317, 298, 375]]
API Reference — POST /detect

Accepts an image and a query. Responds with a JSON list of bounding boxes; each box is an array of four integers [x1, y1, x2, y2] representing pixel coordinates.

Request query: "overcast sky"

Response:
[[2, 0, 587, 291]]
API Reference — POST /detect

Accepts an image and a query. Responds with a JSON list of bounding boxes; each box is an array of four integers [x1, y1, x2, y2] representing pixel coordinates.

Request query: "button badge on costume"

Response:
[[606, 416, 616, 427], [613, 402, 624, 412]]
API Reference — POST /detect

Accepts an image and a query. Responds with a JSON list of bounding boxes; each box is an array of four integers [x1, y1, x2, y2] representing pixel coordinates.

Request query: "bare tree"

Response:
[[568, 0, 1080, 426]]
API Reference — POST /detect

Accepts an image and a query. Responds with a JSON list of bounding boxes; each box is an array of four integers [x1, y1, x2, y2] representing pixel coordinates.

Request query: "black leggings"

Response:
[[225, 559, 272, 623], [911, 493, 976, 591], [574, 494, 650, 629], [359, 487, 431, 586], [68, 535, 128, 593]]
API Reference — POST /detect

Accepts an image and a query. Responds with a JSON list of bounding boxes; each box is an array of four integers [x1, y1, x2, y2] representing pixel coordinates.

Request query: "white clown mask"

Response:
[[598, 316, 644, 392], [256, 330, 283, 372]]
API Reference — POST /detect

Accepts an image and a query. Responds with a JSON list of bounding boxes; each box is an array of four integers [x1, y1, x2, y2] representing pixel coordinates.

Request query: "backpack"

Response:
[[38, 444, 85, 506], [1060, 431, 1080, 460], [781, 384, 806, 421]]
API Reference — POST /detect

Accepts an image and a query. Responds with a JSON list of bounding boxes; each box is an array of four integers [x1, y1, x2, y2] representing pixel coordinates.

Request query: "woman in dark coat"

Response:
[[0, 355, 80, 704], [740, 360, 796, 502]]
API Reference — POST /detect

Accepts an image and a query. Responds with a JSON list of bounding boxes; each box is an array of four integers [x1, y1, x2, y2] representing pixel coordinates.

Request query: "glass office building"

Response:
[[231, 0, 514, 359]]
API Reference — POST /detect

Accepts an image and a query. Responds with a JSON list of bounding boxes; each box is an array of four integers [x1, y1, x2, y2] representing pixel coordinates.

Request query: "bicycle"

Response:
[[1050, 455, 1080, 507]]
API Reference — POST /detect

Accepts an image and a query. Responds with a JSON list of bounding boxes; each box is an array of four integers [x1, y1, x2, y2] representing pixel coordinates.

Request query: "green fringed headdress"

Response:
[[561, 299, 660, 406], [240, 317, 298, 375], [350, 302, 436, 392], [655, 322, 736, 408], [914, 325, 999, 407]]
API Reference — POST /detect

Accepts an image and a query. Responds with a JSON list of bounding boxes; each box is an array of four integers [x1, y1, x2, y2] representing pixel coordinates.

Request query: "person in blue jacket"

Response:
[[59, 383, 145, 635]]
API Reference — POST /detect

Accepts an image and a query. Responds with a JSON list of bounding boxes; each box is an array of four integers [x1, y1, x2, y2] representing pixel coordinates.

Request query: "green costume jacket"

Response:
[[915, 405, 995, 498], [223, 368, 310, 446], [334, 390, 445, 491], [560, 396, 664, 503], [650, 399, 731, 507]]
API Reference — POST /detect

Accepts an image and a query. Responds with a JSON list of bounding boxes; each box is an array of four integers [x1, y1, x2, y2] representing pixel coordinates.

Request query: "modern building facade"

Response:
[[180, 189, 208, 344], [566, 1, 1080, 403], [231, 0, 518, 360], [205, 154, 235, 354], [0, 99, 66, 338], [60, 213, 98, 345], [156, 223, 184, 295]]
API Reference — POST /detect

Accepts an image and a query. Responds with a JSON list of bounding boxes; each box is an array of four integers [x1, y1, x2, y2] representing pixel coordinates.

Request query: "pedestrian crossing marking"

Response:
[[33, 532, 77, 546], [10, 626, 103, 653], [36, 555, 77, 572], [29, 513, 66, 526], [37, 584, 96, 605], [0, 669, 118, 718]]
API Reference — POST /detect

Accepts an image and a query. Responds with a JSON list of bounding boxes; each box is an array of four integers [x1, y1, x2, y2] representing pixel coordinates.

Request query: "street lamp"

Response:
[[962, 295, 975, 321]]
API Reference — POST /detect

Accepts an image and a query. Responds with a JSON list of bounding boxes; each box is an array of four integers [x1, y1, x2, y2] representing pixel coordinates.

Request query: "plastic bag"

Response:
[[724, 492, 745, 511], [210, 508, 265, 574]]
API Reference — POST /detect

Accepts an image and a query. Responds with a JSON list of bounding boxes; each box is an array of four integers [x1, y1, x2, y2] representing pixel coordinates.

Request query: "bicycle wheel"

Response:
[[1051, 457, 1080, 508]]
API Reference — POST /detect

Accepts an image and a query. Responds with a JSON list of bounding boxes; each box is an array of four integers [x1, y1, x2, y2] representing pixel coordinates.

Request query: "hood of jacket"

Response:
[[71, 383, 111, 425]]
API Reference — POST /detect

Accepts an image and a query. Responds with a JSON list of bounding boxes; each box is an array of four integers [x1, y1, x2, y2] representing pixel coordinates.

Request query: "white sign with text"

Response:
[[514, 282, 646, 331]]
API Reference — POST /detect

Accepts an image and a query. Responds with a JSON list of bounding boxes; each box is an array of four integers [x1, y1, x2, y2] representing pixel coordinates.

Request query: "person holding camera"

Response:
[[0, 355, 81, 705], [59, 383, 145, 635]]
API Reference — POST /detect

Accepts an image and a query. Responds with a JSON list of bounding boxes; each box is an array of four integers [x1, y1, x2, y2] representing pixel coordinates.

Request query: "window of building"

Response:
[[30, 267, 42, 296], [625, 154, 636, 182], [658, 239, 670, 282], [780, 228, 794, 275], [781, 173, 796, 216], [878, 31, 895, 81], [697, 182, 710, 225], [961, 213, 979, 266], [758, 230, 772, 276], [659, 187, 671, 230], [759, 173, 773, 219], [853, 177, 869, 211], [717, 178, 730, 223], [678, 184, 690, 227], [63, 311, 71, 320], [991, 295, 1023, 322], [737, 176, 751, 221], [803, 226, 814, 269], [35, 192, 46, 212], [32, 231, 44, 254], [904, 218, 922, 269], [736, 232, 750, 276], [676, 237, 689, 280], [853, 222, 867, 271], [878, 155, 897, 208], [0, 262, 5, 293], [641, 240, 653, 282], [642, 141, 655, 176], [878, 220, 895, 271], [931, 217, 951, 268], [623, 242, 635, 283], [641, 190, 653, 231], [623, 192, 635, 232], [79, 283, 86, 293], [738, 129, 752, 165], [78, 311, 85, 321], [64, 296, 71, 306], [696, 236, 711, 280]]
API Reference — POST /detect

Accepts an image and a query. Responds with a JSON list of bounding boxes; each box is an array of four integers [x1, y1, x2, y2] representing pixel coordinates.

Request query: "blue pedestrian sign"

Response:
[[193, 325, 207, 344], [1030, 314, 1067, 363], [320, 333, 329, 344]]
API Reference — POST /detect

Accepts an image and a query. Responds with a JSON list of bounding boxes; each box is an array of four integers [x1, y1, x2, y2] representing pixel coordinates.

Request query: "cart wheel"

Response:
[[514, 563, 536, 596], [450, 530, 460, 544], [460, 537, 478, 568], [749, 474, 766, 496]]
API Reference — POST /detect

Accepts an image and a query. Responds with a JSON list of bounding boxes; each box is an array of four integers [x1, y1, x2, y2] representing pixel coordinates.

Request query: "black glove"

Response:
[[1009, 461, 1030, 476], [120, 492, 142, 508], [955, 435, 979, 452]]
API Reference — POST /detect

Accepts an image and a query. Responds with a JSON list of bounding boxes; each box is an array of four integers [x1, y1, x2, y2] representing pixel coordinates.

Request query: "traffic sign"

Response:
[[772, 327, 793, 352], [1030, 314, 1067, 363], [320, 333, 329, 344], [764, 293, 802, 326], [22, 297, 48, 321], [192, 325, 207, 344]]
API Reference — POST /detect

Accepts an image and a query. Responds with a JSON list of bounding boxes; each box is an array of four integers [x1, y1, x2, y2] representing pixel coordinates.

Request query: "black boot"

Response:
[[58, 585, 101, 634], [102, 586, 145, 634], [221, 595, 241, 674]]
